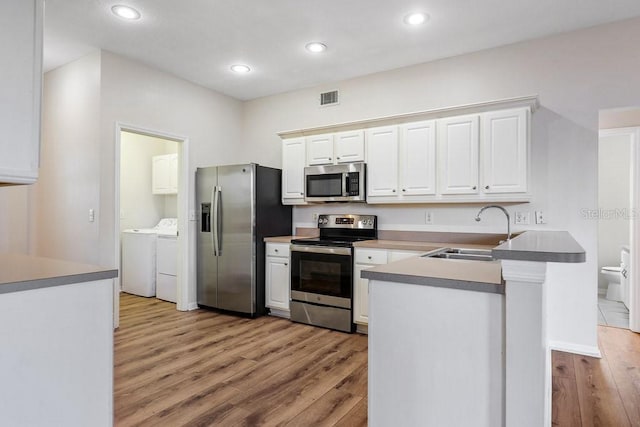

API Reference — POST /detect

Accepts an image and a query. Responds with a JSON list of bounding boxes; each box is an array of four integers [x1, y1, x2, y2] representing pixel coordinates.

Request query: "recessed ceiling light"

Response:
[[305, 42, 327, 53], [230, 64, 251, 74], [404, 12, 428, 26], [111, 5, 141, 20]]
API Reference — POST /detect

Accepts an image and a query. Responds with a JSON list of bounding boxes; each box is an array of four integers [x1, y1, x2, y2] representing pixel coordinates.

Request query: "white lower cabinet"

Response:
[[354, 248, 424, 327], [266, 243, 291, 317], [156, 235, 177, 303]]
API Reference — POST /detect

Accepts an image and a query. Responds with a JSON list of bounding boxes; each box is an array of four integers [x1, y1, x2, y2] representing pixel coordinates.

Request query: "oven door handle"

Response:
[[290, 245, 352, 256]]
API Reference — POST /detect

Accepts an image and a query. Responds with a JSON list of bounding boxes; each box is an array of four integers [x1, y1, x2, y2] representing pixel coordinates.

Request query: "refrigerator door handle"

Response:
[[216, 186, 222, 256], [212, 185, 218, 256], [213, 185, 222, 256]]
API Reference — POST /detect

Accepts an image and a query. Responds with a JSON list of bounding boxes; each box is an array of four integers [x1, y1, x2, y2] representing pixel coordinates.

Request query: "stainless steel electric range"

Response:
[[289, 214, 377, 333]]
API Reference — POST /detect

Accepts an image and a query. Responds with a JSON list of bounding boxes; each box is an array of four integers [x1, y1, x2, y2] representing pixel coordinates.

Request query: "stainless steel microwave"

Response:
[[304, 163, 366, 202]]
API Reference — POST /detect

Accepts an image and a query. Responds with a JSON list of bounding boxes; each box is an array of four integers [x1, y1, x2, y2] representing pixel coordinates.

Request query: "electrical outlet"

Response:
[[535, 211, 546, 224], [89, 208, 95, 223], [425, 211, 434, 225], [514, 211, 530, 225], [312, 213, 319, 222]]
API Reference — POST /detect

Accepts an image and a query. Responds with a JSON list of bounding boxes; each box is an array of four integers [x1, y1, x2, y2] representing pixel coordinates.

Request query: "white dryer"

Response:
[[121, 228, 157, 297]]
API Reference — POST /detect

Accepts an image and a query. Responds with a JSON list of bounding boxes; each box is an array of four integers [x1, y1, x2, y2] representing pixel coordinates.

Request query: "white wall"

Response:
[[600, 107, 640, 129], [598, 133, 631, 289], [242, 16, 640, 352], [31, 51, 101, 264], [119, 131, 177, 231], [0, 186, 30, 253]]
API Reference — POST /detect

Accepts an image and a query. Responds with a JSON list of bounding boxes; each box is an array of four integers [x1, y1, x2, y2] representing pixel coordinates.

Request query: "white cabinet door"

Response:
[[400, 121, 436, 197], [438, 115, 480, 195], [354, 263, 372, 325], [0, 0, 44, 185], [152, 155, 169, 194], [152, 154, 177, 195], [307, 134, 335, 165], [481, 108, 528, 194], [168, 153, 178, 194], [266, 255, 290, 313], [335, 130, 365, 163], [366, 126, 399, 197], [282, 137, 306, 203]]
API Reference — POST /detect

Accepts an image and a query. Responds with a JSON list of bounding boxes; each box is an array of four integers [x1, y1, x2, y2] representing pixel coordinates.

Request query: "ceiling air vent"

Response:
[[320, 90, 339, 106]]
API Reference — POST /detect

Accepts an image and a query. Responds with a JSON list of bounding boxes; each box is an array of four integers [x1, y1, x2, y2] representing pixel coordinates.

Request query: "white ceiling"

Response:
[[44, 0, 640, 101]]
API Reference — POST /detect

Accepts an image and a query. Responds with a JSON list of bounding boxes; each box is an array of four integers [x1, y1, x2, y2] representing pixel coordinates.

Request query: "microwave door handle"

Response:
[[343, 174, 348, 197]]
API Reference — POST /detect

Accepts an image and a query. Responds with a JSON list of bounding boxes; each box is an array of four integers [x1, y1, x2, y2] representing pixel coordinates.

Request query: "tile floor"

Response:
[[598, 296, 629, 328]]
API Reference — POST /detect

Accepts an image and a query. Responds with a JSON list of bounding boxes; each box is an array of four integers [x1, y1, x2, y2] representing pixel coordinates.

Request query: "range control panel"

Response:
[[317, 214, 377, 229]]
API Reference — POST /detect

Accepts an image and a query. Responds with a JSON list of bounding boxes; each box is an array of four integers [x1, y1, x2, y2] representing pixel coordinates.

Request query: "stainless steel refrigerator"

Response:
[[196, 164, 292, 316]]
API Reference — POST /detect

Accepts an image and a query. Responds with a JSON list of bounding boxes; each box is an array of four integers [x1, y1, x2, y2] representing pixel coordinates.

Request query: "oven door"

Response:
[[290, 245, 353, 309]]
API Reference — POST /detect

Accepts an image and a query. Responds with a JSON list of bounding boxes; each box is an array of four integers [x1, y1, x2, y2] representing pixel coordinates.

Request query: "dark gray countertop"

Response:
[[492, 231, 586, 263], [361, 256, 504, 294], [361, 230, 585, 293], [0, 253, 118, 294]]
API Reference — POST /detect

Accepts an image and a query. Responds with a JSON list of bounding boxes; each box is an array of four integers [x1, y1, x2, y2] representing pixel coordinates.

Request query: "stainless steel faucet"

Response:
[[475, 205, 511, 241]]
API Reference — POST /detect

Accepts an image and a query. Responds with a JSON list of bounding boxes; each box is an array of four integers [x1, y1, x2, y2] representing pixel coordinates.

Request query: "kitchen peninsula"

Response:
[[0, 253, 117, 427], [363, 230, 585, 427]]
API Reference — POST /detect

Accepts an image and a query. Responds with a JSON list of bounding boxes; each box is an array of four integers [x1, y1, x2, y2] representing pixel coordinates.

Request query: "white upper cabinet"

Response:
[[438, 115, 480, 195], [152, 153, 178, 195], [306, 131, 365, 166], [280, 99, 532, 205], [306, 134, 335, 165], [282, 137, 306, 203], [0, 0, 44, 185], [335, 130, 365, 163], [481, 108, 529, 194], [366, 126, 399, 197], [399, 120, 437, 197]]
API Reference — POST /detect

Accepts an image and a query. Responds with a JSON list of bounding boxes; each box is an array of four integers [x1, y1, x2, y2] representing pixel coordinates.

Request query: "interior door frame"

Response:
[[599, 126, 640, 332], [114, 123, 191, 327]]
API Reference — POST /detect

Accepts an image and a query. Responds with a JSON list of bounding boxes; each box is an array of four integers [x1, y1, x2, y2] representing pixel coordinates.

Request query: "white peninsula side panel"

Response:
[[368, 280, 504, 427], [0, 280, 114, 427]]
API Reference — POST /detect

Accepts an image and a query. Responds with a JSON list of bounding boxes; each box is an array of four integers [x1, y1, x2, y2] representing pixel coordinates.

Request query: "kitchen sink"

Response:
[[422, 247, 494, 261]]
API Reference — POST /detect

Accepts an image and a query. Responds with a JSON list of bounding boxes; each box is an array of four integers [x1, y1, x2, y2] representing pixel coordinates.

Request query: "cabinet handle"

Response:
[[337, 157, 341, 160], [402, 189, 406, 192], [392, 189, 396, 193], [485, 185, 490, 190], [284, 263, 288, 266], [329, 157, 332, 161], [274, 249, 278, 253], [300, 192, 304, 196], [472, 186, 477, 190], [368, 256, 372, 259]]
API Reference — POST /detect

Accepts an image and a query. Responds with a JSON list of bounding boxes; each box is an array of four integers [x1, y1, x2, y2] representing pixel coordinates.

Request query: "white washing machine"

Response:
[[121, 219, 178, 298], [121, 228, 158, 297]]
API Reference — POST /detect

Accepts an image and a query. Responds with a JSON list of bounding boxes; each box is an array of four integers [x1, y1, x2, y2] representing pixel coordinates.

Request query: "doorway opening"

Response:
[[114, 124, 191, 328], [598, 107, 640, 332]]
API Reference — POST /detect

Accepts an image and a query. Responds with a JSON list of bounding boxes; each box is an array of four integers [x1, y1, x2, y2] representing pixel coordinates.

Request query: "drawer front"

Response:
[[267, 243, 290, 258], [355, 249, 388, 265]]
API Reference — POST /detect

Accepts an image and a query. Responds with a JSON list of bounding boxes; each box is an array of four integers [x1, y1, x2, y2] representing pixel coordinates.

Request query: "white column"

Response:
[[502, 260, 549, 427]]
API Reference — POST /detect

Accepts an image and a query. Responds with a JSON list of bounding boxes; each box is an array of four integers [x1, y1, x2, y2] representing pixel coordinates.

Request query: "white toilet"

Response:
[[601, 266, 623, 301], [601, 247, 630, 303]]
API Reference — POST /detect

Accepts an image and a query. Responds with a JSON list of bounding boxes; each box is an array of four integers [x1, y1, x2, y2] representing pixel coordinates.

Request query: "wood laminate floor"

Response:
[[116, 294, 640, 426], [114, 293, 368, 426]]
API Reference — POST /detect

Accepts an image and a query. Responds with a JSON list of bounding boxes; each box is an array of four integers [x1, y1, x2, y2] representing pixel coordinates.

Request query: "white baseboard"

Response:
[[548, 340, 602, 358]]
